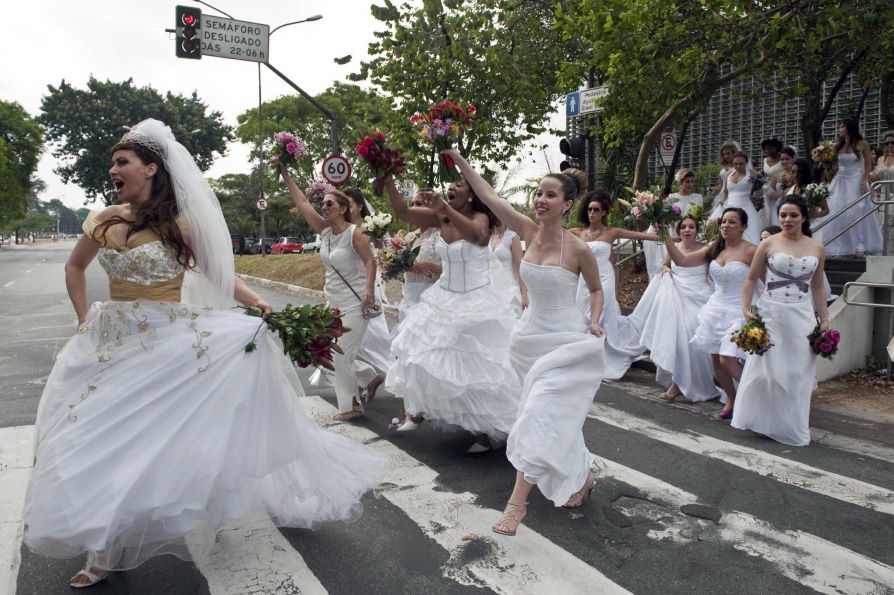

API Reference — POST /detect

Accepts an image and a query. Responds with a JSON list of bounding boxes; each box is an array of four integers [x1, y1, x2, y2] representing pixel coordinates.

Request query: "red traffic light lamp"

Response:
[[175, 6, 202, 59]]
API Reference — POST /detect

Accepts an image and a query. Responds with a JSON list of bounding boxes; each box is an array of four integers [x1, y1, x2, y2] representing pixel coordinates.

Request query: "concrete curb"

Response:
[[237, 274, 399, 320]]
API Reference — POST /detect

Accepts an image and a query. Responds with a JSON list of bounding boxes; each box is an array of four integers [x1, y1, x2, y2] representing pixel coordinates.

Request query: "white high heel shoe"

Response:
[[70, 554, 108, 589], [396, 418, 421, 432]]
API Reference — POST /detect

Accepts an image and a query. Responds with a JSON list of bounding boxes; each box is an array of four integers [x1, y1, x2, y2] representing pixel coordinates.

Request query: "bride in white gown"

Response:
[[446, 150, 606, 536], [712, 152, 763, 245], [733, 196, 830, 445], [822, 118, 883, 256], [630, 216, 719, 402], [571, 191, 655, 381], [382, 176, 520, 453], [488, 223, 528, 315], [23, 120, 384, 588]]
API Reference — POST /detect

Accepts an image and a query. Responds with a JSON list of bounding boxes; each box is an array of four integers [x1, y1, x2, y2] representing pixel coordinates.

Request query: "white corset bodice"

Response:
[[671, 262, 709, 279], [765, 253, 817, 303], [436, 237, 490, 293], [520, 261, 578, 311], [726, 174, 753, 209], [836, 152, 864, 179], [98, 241, 185, 285], [708, 260, 749, 307]]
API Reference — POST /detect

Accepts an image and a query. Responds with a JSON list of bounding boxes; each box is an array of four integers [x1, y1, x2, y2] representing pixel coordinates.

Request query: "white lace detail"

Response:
[[97, 241, 185, 285]]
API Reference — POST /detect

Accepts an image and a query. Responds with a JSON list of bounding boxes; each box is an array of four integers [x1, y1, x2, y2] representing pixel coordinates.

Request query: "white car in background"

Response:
[[300, 234, 321, 253]]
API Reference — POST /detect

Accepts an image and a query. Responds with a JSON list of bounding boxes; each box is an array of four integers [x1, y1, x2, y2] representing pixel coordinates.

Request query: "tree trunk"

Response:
[[800, 49, 868, 155], [881, 72, 894, 130]]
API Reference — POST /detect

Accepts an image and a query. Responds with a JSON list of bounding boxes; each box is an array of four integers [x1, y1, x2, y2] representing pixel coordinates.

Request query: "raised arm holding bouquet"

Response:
[[411, 99, 475, 185]]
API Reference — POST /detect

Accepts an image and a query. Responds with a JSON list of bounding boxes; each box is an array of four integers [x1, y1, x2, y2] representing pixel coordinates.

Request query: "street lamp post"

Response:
[[257, 15, 323, 249]]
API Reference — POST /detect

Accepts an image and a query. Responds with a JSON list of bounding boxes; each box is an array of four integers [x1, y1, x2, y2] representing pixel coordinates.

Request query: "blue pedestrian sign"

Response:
[[566, 92, 580, 117]]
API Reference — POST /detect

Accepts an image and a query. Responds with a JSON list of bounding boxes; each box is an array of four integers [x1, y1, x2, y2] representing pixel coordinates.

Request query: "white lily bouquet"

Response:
[[360, 212, 393, 240]]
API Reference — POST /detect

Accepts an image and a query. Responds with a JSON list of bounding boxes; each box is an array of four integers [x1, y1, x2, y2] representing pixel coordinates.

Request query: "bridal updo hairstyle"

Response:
[[96, 139, 195, 268], [545, 167, 588, 217]]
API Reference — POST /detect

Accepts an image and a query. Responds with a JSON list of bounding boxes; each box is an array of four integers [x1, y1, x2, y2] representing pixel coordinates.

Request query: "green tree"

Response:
[[0, 101, 43, 227], [236, 81, 407, 191], [211, 170, 313, 240], [352, 0, 577, 183], [557, 1, 806, 189], [39, 77, 233, 205]]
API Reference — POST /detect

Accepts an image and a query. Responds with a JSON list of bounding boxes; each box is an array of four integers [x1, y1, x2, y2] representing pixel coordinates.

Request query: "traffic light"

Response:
[[559, 137, 585, 170], [175, 6, 202, 59]]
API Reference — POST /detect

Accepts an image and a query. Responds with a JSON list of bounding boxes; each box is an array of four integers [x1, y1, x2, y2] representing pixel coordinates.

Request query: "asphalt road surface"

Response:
[[2, 242, 893, 595]]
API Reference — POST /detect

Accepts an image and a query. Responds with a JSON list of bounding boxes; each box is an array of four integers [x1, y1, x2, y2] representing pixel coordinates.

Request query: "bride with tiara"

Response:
[[22, 120, 385, 588]]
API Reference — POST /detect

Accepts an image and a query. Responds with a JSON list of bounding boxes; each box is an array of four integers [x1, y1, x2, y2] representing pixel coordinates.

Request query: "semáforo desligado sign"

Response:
[[202, 15, 270, 63]]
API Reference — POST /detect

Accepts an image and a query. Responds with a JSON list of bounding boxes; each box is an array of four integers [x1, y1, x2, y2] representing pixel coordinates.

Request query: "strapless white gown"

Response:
[[24, 229, 385, 570], [489, 229, 523, 315], [507, 260, 605, 506], [385, 237, 520, 442], [724, 174, 762, 245], [733, 254, 819, 446], [824, 153, 883, 256], [576, 240, 646, 380], [632, 262, 719, 401], [691, 260, 752, 358]]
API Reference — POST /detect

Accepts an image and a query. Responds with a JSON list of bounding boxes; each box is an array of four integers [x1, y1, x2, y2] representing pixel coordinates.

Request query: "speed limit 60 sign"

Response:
[[322, 155, 352, 186]]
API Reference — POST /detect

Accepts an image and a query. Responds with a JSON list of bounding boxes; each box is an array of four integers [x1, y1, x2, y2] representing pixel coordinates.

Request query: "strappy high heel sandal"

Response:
[[492, 501, 528, 536], [70, 555, 108, 589], [563, 471, 596, 509]]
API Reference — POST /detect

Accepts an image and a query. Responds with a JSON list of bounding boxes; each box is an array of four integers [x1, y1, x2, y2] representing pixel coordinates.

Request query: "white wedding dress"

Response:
[[398, 227, 441, 322], [385, 237, 520, 443], [691, 260, 751, 359], [732, 254, 819, 446], [576, 240, 646, 380], [632, 262, 720, 401], [507, 245, 606, 506], [24, 220, 385, 570], [489, 229, 523, 315], [824, 153, 883, 256], [723, 174, 762, 245]]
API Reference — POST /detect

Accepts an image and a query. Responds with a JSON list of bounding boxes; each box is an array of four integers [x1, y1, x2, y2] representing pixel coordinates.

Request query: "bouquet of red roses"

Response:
[[269, 131, 308, 168], [355, 131, 406, 196], [242, 303, 346, 371], [411, 99, 476, 185]]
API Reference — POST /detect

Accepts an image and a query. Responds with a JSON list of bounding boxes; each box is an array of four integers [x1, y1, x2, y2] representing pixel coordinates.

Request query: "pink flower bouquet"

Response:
[[624, 189, 681, 240], [808, 322, 840, 360], [269, 131, 309, 168]]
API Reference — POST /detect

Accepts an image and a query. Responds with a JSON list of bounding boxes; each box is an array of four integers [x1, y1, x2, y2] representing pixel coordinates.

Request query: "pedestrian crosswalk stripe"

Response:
[[0, 425, 35, 595], [589, 403, 894, 515], [592, 457, 894, 595], [302, 396, 632, 595]]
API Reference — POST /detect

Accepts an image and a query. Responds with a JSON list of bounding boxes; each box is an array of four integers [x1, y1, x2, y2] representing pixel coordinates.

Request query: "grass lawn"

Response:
[[234, 254, 325, 291]]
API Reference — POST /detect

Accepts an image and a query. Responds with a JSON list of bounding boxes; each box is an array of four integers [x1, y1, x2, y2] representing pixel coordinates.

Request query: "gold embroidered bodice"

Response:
[[83, 212, 186, 302]]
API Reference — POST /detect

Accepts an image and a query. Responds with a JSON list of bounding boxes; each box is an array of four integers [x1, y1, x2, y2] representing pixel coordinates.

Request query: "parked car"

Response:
[[271, 237, 303, 254], [300, 234, 321, 253], [249, 237, 277, 255]]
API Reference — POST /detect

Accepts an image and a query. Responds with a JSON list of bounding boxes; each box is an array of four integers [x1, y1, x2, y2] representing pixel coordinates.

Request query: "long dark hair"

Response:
[[460, 176, 498, 229], [343, 187, 371, 218], [792, 157, 813, 189], [777, 195, 813, 237], [707, 207, 748, 261], [577, 190, 611, 226], [835, 118, 864, 157], [97, 142, 194, 267]]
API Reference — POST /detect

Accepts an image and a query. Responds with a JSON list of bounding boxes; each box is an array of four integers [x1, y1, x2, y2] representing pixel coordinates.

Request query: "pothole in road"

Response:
[[610, 496, 715, 546]]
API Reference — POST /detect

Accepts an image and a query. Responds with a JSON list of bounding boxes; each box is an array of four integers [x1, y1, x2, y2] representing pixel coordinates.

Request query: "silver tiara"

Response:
[[119, 131, 165, 159]]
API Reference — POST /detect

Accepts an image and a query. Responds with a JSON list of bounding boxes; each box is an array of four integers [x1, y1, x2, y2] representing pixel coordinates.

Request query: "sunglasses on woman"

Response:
[[588, 207, 602, 213], [321, 200, 337, 207]]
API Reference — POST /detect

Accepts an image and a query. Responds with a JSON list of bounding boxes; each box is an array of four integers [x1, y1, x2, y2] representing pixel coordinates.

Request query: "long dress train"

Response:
[[508, 251, 605, 506], [385, 237, 520, 443], [23, 221, 384, 570], [576, 240, 645, 380], [732, 254, 818, 446]]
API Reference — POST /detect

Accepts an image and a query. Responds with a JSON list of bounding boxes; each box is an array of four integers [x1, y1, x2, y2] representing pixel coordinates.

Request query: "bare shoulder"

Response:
[[95, 204, 127, 222], [567, 231, 592, 259], [568, 227, 584, 238]]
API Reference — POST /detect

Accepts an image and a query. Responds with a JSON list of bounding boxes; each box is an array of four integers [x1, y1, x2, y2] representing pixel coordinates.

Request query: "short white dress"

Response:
[[733, 254, 819, 446], [690, 259, 751, 358], [577, 240, 646, 380], [508, 244, 605, 506], [385, 237, 520, 443]]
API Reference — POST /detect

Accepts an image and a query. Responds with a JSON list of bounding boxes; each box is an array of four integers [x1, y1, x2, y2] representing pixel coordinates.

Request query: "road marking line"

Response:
[[593, 456, 894, 595], [303, 396, 631, 595], [189, 523, 327, 595], [6, 337, 72, 345], [2, 281, 13, 288], [25, 269, 32, 274], [0, 425, 35, 595], [589, 403, 894, 515], [27, 325, 76, 331]]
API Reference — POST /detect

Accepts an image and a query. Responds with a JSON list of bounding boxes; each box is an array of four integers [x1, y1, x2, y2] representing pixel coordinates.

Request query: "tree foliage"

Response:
[[0, 101, 43, 227], [39, 77, 233, 204], [211, 171, 313, 240], [351, 0, 577, 183]]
